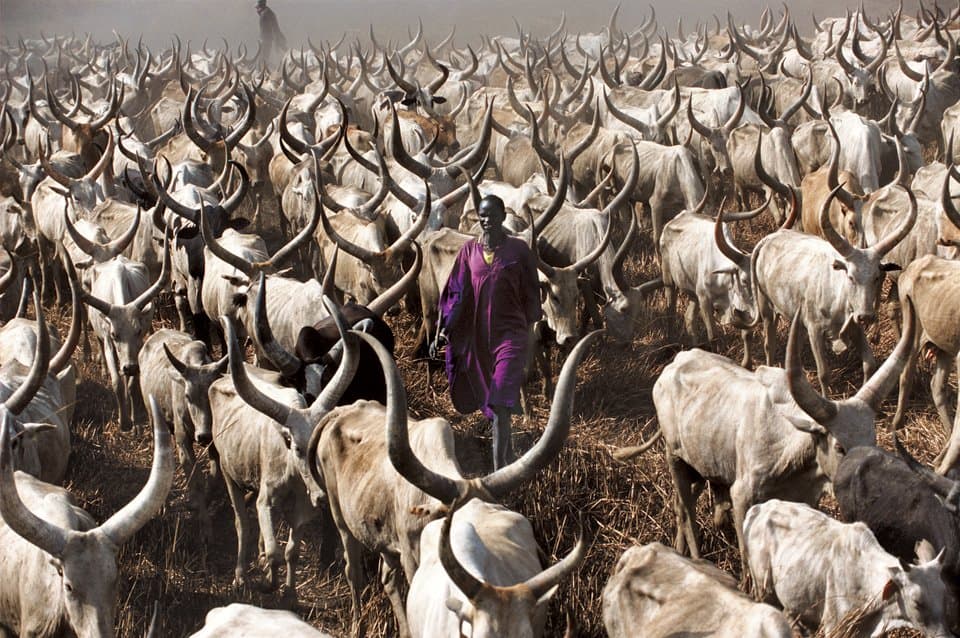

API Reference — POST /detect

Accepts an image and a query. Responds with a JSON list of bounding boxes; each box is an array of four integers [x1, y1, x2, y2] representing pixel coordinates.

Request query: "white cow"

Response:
[[745, 499, 952, 637]]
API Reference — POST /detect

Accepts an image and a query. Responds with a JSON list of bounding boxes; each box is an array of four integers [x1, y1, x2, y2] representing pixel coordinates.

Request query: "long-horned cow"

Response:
[[615, 305, 914, 561], [0, 399, 173, 638], [745, 499, 952, 637], [751, 183, 915, 392]]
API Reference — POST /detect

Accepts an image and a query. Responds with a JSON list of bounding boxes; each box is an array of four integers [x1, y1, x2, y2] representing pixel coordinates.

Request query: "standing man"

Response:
[[433, 195, 542, 470], [255, 0, 287, 66]]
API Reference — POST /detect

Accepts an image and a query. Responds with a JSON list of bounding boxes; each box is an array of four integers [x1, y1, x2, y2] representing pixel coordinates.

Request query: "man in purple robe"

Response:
[[433, 195, 542, 469]]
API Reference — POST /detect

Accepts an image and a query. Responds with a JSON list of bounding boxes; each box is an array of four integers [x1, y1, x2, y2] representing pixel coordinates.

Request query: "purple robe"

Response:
[[439, 237, 541, 418]]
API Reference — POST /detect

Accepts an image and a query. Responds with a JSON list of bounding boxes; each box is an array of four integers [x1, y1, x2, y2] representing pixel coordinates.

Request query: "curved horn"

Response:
[[317, 196, 379, 262], [871, 185, 917, 257], [722, 192, 771, 222], [63, 202, 139, 263], [3, 284, 49, 415], [388, 103, 432, 180], [571, 213, 614, 273], [941, 163, 960, 231], [936, 25, 956, 74], [368, 241, 422, 317], [532, 155, 570, 237], [375, 330, 460, 502], [821, 182, 856, 257], [686, 99, 713, 140], [386, 182, 431, 256], [97, 395, 174, 546], [38, 141, 74, 189], [132, 229, 170, 310], [481, 330, 604, 499], [611, 203, 638, 292], [311, 296, 361, 413], [223, 315, 291, 426], [523, 526, 587, 598], [0, 410, 69, 558], [714, 206, 752, 270], [252, 273, 302, 378], [786, 310, 839, 422], [854, 296, 916, 411], [722, 84, 747, 132], [826, 120, 859, 212], [895, 41, 925, 82], [438, 502, 486, 600]]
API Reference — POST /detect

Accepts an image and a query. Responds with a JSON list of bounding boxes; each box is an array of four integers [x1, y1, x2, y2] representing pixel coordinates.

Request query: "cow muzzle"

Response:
[[122, 364, 140, 377], [195, 431, 213, 446]]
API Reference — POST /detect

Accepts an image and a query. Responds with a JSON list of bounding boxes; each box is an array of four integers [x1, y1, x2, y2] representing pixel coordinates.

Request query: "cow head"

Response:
[[785, 296, 915, 480], [79, 232, 170, 383], [39, 127, 115, 213], [163, 341, 227, 446], [686, 85, 746, 178], [713, 200, 767, 328], [438, 499, 585, 638], [222, 298, 358, 508], [820, 183, 912, 330]]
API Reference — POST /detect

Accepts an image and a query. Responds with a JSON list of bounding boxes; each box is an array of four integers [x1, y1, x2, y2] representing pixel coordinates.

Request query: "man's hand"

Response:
[[430, 331, 448, 359]]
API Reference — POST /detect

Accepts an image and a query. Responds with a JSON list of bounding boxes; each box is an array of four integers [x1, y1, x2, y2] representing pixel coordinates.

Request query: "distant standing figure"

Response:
[[256, 0, 287, 65], [433, 195, 542, 470]]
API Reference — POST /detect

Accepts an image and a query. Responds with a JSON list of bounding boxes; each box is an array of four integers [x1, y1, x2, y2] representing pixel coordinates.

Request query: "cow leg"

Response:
[[848, 325, 877, 386], [283, 497, 314, 596], [683, 298, 700, 346], [224, 475, 251, 588], [696, 290, 717, 343], [729, 480, 755, 582], [341, 532, 366, 637], [174, 289, 191, 333], [255, 489, 281, 590], [380, 557, 412, 638], [760, 302, 777, 366], [664, 285, 678, 339], [740, 329, 753, 369], [808, 326, 831, 395], [104, 342, 132, 432], [666, 453, 702, 558], [931, 349, 956, 436], [891, 341, 919, 430], [175, 415, 212, 543]]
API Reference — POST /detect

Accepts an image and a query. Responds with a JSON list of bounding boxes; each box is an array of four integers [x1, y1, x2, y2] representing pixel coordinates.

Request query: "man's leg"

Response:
[[491, 406, 513, 470]]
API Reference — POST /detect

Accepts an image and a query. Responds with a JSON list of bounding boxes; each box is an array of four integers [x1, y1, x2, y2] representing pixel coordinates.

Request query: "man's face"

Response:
[[478, 200, 505, 234]]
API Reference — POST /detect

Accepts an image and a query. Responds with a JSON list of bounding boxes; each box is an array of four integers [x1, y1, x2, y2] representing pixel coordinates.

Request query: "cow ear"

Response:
[[712, 266, 738, 276], [784, 414, 827, 435], [882, 575, 900, 600], [832, 259, 847, 271], [880, 262, 902, 272], [432, 96, 448, 104]]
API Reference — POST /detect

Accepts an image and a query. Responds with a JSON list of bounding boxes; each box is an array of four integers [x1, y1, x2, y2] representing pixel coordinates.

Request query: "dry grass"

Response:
[[48, 198, 943, 637]]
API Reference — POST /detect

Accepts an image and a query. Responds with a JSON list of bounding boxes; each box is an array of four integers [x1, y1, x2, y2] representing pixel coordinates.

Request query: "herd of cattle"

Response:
[[5, 1, 960, 636]]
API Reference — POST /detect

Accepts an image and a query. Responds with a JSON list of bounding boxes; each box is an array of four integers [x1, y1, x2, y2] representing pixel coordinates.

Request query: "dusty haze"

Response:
[[1, 0, 915, 50]]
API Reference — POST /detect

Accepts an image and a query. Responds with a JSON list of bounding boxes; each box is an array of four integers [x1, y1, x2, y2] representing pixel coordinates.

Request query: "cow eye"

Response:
[[281, 431, 292, 449], [834, 442, 846, 454]]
